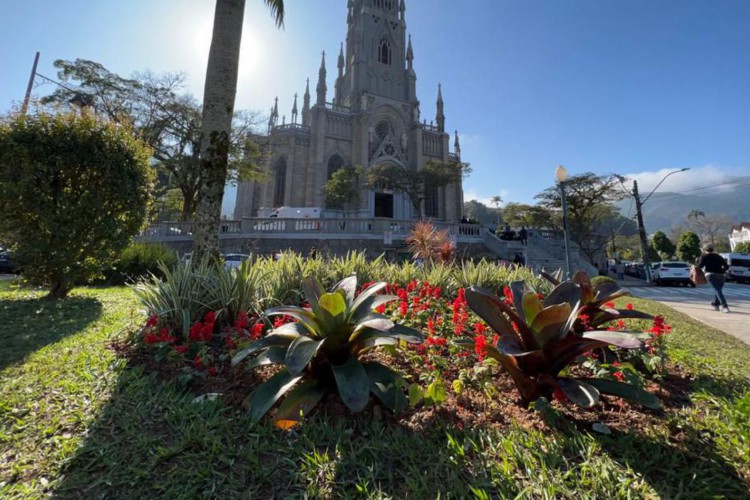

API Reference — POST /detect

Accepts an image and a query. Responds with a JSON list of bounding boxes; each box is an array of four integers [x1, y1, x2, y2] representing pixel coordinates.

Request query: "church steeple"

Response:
[[302, 78, 311, 126], [436, 84, 445, 132], [291, 93, 298, 124], [454, 130, 461, 157], [399, 0, 406, 20], [335, 43, 345, 104], [316, 51, 327, 106], [406, 35, 414, 71]]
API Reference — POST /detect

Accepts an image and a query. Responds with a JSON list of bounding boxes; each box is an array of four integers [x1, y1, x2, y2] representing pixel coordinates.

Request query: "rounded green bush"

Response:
[[591, 275, 617, 287], [105, 242, 177, 285]]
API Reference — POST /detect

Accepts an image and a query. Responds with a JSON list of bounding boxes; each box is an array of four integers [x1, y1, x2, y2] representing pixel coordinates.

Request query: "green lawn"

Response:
[[1, 287, 749, 498]]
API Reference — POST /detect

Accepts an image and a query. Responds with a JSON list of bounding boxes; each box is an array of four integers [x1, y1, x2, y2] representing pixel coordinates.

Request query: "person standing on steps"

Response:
[[698, 244, 730, 313], [519, 226, 528, 245]]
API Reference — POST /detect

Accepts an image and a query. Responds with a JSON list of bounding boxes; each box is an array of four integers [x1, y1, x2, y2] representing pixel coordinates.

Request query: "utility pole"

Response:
[[21, 52, 40, 115], [633, 180, 652, 283]]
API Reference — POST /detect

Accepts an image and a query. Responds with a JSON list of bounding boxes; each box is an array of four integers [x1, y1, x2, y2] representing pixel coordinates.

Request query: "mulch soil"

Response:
[[111, 339, 696, 437]]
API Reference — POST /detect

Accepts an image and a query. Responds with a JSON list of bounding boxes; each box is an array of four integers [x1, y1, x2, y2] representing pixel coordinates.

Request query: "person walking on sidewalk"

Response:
[[698, 245, 730, 313]]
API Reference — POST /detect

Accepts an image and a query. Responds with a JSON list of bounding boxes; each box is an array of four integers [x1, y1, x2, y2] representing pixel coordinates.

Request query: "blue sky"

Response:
[[2, 0, 750, 214]]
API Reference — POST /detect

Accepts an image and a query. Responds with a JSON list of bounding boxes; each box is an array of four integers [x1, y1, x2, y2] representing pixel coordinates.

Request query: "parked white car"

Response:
[[223, 253, 249, 270], [652, 261, 694, 287]]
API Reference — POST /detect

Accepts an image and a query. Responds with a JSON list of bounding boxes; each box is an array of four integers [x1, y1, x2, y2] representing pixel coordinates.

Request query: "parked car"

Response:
[[720, 253, 750, 284], [0, 248, 19, 274], [652, 261, 694, 287], [223, 253, 250, 270]]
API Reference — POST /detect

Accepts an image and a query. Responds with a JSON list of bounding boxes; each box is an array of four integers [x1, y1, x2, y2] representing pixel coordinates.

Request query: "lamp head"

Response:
[[555, 165, 568, 183]]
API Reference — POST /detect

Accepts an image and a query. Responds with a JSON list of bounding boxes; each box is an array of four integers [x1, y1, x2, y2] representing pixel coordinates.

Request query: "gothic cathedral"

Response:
[[234, 0, 464, 222]]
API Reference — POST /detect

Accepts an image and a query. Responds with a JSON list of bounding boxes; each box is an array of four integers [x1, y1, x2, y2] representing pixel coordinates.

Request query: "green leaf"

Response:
[[592, 422, 612, 435], [357, 315, 395, 331], [530, 303, 571, 348], [580, 378, 662, 409], [543, 281, 582, 309], [582, 330, 642, 349], [349, 282, 390, 320], [557, 377, 600, 408], [285, 336, 323, 375], [333, 275, 358, 304], [264, 306, 320, 335], [332, 357, 371, 412], [273, 380, 328, 429], [363, 362, 407, 412], [246, 370, 304, 421], [302, 277, 325, 314], [510, 280, 531, 318], [465, 286, 533, 348], [425, 378, 447, 404], [247, 345, 287, 369], [592, 282, 628, 304], [232, 333, 298, 366], [318, 292, 347, 324], [522, 292, 543, 325], [408, 383, 424, 406]]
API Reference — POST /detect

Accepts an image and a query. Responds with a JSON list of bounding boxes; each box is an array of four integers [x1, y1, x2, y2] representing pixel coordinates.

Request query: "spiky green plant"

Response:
[[455, 280, 660, 410], [539, 271, 653, 333], [232, 275, 423, 427]]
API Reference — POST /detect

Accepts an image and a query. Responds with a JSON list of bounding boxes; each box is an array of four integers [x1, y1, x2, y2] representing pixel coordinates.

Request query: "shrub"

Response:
[[590, 275, 616, 287], [106, 243, 177, 285], [0, 110, 153, 298]]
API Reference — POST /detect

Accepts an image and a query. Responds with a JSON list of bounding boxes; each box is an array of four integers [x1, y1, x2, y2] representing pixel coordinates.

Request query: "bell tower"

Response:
[[339, 0, 415, 106]]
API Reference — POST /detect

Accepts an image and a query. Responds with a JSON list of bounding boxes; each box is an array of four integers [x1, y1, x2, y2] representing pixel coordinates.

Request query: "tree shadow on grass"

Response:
[[0, 296, 102, 372]]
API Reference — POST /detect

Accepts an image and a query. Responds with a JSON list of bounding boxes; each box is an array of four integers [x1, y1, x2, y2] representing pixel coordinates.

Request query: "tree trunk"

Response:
[[47, 280, 71, 300], [193, 0, 246, 261]]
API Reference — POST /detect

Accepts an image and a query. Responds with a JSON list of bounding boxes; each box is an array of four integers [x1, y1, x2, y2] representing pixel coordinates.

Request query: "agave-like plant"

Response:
[[456, 281, 660, 409], [538, 271, 653, 333], [232, 275, 423, 428]]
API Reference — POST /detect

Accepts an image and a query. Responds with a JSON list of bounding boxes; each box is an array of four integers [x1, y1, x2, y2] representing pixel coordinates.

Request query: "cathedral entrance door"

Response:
[[374, 192, 394, 218]]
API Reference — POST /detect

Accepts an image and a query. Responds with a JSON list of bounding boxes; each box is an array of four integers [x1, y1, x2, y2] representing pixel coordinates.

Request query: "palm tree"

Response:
[[193, 0, 285, 260], [490, 195, 502, 225], [688, 209, 705, 220]]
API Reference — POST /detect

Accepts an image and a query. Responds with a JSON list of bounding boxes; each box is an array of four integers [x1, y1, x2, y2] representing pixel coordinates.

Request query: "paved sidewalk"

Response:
[[615, 276, 750, 346]]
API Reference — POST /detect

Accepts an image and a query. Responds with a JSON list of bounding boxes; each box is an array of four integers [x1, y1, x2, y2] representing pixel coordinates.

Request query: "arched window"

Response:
[[374, 0, 393, 11], [273, 158, 286, 207], [378, 36, 391, 65], [327, 155, 345, 180]]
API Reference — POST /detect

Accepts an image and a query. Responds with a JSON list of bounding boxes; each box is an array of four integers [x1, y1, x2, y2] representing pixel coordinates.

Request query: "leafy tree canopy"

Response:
[[324, 165, 363, 211], [535, 172, 626, 262], [0, 110, 154, 298], [676, 231, 702, 263], [650, 231, 676, 260], [733, 241, 750, 253]]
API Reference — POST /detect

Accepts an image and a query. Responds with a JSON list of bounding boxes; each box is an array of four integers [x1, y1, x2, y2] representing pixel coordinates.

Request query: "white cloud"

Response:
[[622, 165, 747, 197], [463, 189, 509, 207]]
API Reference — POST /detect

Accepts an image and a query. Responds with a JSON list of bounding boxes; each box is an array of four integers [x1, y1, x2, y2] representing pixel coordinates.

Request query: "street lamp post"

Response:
[[632, 167, 690, 283], [556, 165, 573, 278]]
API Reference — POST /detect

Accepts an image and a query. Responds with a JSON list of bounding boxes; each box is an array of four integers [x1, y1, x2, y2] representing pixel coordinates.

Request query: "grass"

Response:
[[1, 287, 749, 498]]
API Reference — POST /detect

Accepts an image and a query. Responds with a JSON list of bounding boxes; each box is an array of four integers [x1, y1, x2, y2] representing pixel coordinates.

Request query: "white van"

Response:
[[720, 253, 750, 284]]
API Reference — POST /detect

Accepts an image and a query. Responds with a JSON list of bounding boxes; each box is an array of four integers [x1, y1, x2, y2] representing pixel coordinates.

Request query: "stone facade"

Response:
[[234, 0, 464, 222]]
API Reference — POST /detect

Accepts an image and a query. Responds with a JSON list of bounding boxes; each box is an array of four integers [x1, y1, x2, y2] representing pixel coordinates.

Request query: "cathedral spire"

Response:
[[454, 130, 461, 157], [302, 78, 311, 126], [267, 106, 274, 132], [406, 34, 414, 71], [316, 51, 327, 106], [291, 93, 298, 124], [399, 0, 406, 20], [436, 84, 445, 132], [338, 43, 345, 77]]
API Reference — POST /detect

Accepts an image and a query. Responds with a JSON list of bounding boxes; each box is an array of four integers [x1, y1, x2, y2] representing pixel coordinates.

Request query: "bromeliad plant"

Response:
[[455, 280, 661, 410], [232, 275, 423, 428], [540, 271, 653, 333]]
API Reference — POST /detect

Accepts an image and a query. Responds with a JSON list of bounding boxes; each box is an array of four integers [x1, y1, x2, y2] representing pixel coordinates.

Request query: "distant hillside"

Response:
[[615, 176, 750, 235]]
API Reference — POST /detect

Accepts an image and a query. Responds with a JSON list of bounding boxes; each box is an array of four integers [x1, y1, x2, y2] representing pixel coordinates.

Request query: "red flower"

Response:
[[399, 301, 408, 316], [235, 311, 249, 330], [193, 355, 205, 370], [474, 335, 488, 362], [376, 304, 386, 314], [203, 311, 216, 324], [552, 386, 568, 402], [604, 301, 615, 309], [146, 315, 159, 327], [614, 371, 625, 382], [251, 322, 264, 340], [173, 345, 189, 354], [625, 303, 634, 311]]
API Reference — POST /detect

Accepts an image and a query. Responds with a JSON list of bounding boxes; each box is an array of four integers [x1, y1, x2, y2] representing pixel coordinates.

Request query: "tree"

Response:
[[676, 231, 701, 263], [463, 200, 496, 225], [535, 173, 626, 262], [41, 59, 266, 221], [490, 195, 502, 224], [684, 211, 732, 249], [734, 242, 750, 253], [650, 231, 676, 260], [324, 165, 363, 226], [0, 111, 153, 298], [500, 202, 554, 231], [193, 0, 285, 260], [367, 159, 469, 218]]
